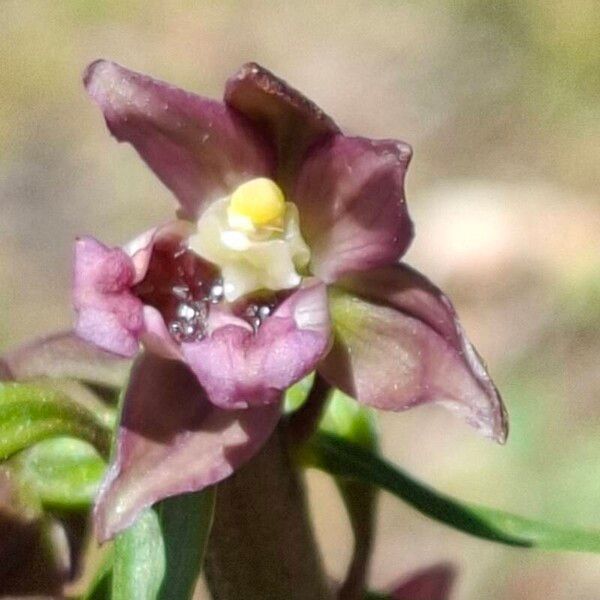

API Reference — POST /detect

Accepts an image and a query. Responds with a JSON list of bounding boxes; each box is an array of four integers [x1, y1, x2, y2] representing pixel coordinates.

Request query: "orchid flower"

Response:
[[76, 61, 507, 540]]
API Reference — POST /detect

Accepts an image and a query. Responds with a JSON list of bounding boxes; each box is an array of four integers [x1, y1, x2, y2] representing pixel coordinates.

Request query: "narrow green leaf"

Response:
[[13, 437, 106, 510], [306, 433, 600, 553], [0, 382, 112, 460], [112, 509, 165, 600], [156, 488, 216, 600]]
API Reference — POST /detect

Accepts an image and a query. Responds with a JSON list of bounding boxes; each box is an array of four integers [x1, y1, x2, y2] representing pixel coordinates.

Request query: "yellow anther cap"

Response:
[[229, 177, 285, 227]]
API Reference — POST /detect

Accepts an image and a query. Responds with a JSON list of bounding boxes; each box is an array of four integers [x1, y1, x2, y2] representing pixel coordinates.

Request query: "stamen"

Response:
[[188, 182, 310, 301], [228, 177, 285, 228]]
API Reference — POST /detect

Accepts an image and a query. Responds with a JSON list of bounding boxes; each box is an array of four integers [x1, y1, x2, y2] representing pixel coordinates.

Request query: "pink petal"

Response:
[[319, 265, 508, 442], [123, 220, 193, 284], [84, 60, 274, 219], [224, 62, 339, 184], [390, 563, 456, 600], [1, 331, 131, 387], [181, 279, 332, 409], [94, 353, 280, 541], [73, 224, 192, 360], [293, 135, 413, 283], [73, 237, 143, 357]]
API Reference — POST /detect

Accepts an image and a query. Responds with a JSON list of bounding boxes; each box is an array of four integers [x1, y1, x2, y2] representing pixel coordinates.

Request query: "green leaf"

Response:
[[306, 433, 600, 553], [13, 437, 106, 510], [156, 488, 216, 600], [112, 509, 165, 600], [110, 489, 216, 600], [284, 372, 315, 413], [0, 382, 112, 460]]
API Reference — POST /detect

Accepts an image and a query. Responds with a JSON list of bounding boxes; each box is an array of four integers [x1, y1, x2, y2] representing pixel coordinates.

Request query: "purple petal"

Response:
[[318, 265, 508, 442], [181, 279, 332, 409], [224, 62, 339, 183], [94, 353, 281, 541], [293, 135, 413, 283], [73, 236, 143, 356], [390, 563, 456, 600], [2, 332, 131, 387], [84, 60, 274, 218]]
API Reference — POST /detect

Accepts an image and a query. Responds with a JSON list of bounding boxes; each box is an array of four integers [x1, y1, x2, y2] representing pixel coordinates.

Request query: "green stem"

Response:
[[205, 425, 333, 600]]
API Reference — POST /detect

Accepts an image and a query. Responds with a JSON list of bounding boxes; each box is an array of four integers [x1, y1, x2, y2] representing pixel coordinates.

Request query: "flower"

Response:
[[76, 60, 507, 540], [389, 563, 456, 600]]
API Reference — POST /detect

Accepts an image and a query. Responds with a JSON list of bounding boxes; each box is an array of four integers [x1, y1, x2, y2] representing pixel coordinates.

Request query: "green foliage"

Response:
[[12, 437, 106, 510], [112, 509, 166, 600], [307, 433, 600, 553], [0, 382, 112, 460], [155, 489, 216, 600], [88, 489, 216, 600]]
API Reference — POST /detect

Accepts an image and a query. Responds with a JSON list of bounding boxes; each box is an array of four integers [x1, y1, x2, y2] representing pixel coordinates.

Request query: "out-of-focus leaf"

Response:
[[306, 433, 600, 553], [14, 437, 106, 510], [39, 378, 117, 429], [156, 488, 216, 600], [0, 382, 112, 460], [112, 509, 165, 600], [284, 372, 315, 413], [82, 549, 113, 600]]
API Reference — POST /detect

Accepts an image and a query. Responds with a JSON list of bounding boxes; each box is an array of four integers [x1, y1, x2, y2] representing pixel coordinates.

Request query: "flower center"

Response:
[[188, 177, 310, 302], [132, 240, 222, 342]]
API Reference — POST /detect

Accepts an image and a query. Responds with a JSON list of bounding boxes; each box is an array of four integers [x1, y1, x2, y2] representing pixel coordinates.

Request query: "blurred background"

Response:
[[1, 1, 600, 598]]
